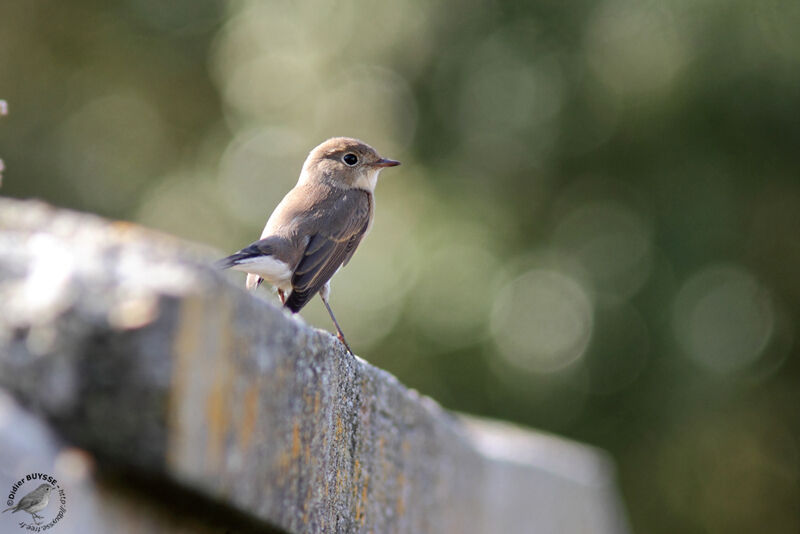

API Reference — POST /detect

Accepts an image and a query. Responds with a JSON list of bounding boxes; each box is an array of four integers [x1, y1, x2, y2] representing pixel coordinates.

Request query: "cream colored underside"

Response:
[[231, 256, 292, 291]]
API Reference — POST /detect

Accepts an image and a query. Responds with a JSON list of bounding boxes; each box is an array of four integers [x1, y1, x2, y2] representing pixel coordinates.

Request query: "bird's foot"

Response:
[[336, 332, 353, 355]]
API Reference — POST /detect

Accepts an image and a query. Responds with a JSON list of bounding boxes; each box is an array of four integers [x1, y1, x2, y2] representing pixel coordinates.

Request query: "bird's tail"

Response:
[[216, 240, 277, 291], [214, 252, 248, 270], [214, 241, 275, 270], [2, 506, 15, 513]]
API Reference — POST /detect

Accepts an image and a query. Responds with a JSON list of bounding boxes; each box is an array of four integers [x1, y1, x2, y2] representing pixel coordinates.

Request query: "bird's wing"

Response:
[[285, 191, 372, 312]]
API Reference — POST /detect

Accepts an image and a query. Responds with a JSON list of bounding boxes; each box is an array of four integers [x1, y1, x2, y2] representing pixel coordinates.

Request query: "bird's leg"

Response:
[[278, 289, 286, 305], [321, 297, 353, 355], [319, 285, 352, 355], [245, 273, 264, 291]]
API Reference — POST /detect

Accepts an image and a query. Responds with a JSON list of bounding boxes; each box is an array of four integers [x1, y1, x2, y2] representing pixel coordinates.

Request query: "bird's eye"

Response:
[[343, 153, 358, 166]]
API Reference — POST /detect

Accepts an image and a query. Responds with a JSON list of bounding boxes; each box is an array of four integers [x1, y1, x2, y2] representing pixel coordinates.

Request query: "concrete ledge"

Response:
[[0, 198, 629, 533], [0, 391, 285, 533]]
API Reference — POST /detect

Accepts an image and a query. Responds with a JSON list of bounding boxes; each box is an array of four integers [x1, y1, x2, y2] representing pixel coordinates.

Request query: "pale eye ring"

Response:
[[343, 153, 358, 166]]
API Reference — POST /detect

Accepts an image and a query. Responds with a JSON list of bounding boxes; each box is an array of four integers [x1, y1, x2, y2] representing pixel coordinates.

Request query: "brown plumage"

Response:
[[216, 137, 400, 353]]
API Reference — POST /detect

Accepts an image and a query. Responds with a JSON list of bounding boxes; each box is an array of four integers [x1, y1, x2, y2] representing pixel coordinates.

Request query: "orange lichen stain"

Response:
[[238, 382, 259, 452], [314, 390, 321, 415], [167, 294, 236, 470], [207, 310, 235, 469], [352, 458, 370, 525], [335, 415, 344, 443], [109, 220, 139, 240], [169, 298, 203, 389], [291, 420, 302, 461], [302, 484, 312, 525], [274, 356, 292, 385], [205, 372, 230, 468], [358, 474, 370, 525], [396, 472, 406, 517], [352, 459, 361, 498], [360, 384, 370, 417], [110, 220, 136, 230], [275, 449, 291, 486], [165, 300, 199, 467], [360, 488, 368, 524], [275, 419, 302, 487]]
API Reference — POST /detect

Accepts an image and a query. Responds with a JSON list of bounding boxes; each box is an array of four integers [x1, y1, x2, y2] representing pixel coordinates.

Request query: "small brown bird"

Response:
[[2, 483, 52, 524], [217, 137, 400, 354]]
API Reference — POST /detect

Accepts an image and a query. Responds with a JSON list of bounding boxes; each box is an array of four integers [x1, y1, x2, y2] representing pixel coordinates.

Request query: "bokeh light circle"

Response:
[[491, 269, 594, 373], [673, 264, 775, 375], [553, 201, 653, 298]]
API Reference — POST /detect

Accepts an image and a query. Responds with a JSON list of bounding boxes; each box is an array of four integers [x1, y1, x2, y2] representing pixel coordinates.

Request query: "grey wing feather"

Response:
[[285, 192, 371, 312], [285, 237, 350, 311]]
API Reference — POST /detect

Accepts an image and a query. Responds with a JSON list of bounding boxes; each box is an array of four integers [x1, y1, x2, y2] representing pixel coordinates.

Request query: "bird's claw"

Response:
[[336, 332, 353, 355]]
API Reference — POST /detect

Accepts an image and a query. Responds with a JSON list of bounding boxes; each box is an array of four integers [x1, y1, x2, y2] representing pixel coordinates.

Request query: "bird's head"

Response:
[[300, 137, 400, 192]]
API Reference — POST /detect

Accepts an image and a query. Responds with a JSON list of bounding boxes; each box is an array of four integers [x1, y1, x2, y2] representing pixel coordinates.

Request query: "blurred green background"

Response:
[[2, 0, 799, 531]]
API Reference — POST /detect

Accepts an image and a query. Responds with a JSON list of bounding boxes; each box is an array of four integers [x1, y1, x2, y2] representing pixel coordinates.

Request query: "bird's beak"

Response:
[[374, 158, 401, 168]]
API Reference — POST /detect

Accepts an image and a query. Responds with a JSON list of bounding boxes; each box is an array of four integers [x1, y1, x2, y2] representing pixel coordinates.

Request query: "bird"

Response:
[[216, 137, 400, 354], [2, 483, 52, 524]]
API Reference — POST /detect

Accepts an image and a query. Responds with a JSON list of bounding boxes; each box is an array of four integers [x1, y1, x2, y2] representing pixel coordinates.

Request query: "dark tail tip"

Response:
[[284, 290, 309, 313], [214, 254, 242, 270], [216, 241, 275, 271]]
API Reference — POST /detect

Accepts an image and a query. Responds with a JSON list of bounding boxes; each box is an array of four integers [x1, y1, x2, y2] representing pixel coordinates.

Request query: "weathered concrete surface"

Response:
[[0, 197, 629, 534], [0, 390, 284, 533]]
